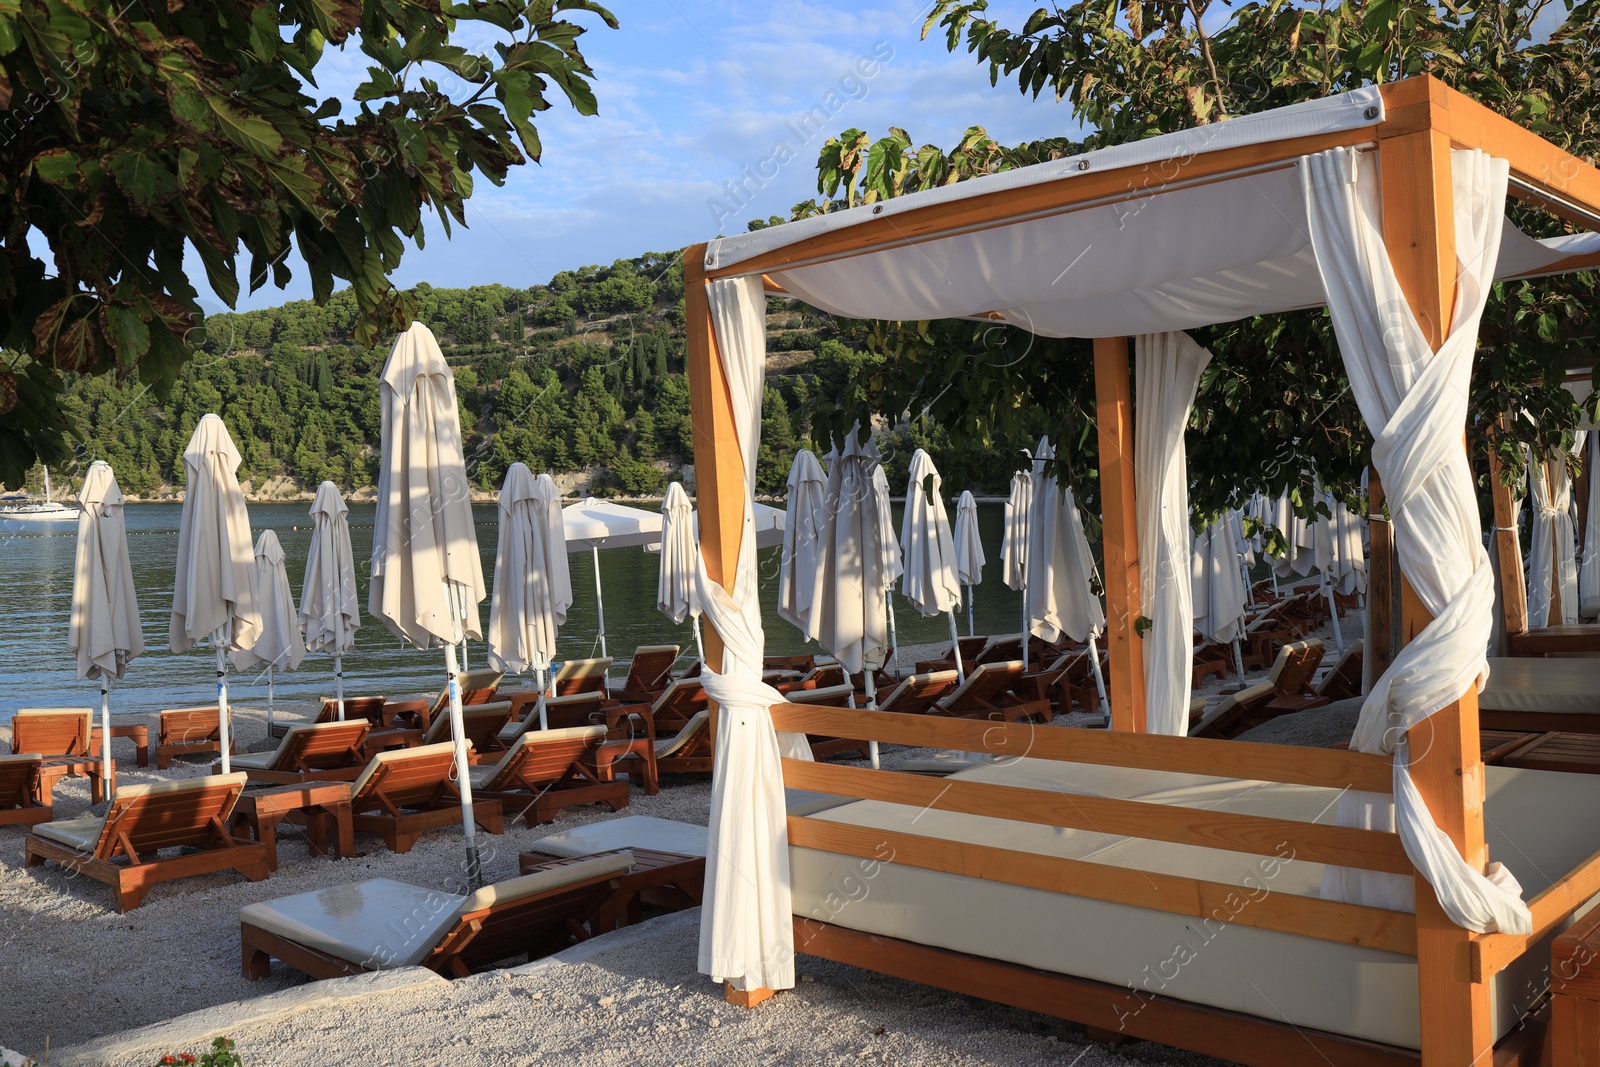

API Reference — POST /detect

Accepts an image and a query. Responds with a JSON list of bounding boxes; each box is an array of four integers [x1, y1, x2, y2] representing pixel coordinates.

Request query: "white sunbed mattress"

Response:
[[789, 758, 1600, 1050], [1480, 657, 1600, 713]]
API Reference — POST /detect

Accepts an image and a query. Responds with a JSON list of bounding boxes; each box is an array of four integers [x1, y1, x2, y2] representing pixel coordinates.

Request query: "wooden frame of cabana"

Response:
[[682, 74, 1600, 1065]]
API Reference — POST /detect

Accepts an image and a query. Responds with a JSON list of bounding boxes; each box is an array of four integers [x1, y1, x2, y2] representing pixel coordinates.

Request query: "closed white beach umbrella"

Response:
[[1026, 459, 1108, 708], [370, 321, 488, 883], [1192, 516, 1248, 677], [488, 463, 571, 728], [1527, 444, 1580, 627], [900, 449, 965, 681], [776, 449, 827, 635], [809, 431, 894, 764], [231, 530, 305, 727], [170, 414, 261, 774], [870, 463, 903, 677], [69, 460, 143, 792], [657, 481, 703, 662], [300, 481, 360, 720], [953, 490, 984, 636]]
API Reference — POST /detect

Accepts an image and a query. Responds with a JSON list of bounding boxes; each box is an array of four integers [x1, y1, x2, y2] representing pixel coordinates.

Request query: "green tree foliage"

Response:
[[0, 0, 618, 487], [791, 0, 1600, 519]]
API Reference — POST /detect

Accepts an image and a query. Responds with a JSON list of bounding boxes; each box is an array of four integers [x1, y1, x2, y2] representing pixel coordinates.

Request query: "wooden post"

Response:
[[1093, 336, 1146, 732], [1487, 418, 1529, 637], [682, 244, 774, 1008], [1365, 467, 1395, 683], [1377, 117, 1493, 1064]]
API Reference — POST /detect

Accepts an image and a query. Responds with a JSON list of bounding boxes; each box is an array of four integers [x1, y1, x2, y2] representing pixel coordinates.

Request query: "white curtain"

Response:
[[1134, 331, 1211, 736], [695, 275, 809, 994], [1582, 431, 1600, 619], [1304, 146, 1530, 934], [1527, 446, 1579, 627]]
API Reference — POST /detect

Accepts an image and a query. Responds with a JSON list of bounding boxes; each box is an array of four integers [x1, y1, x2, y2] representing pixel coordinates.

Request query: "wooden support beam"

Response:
[[1093, 336, 1146, 732], [1487, 419, 1529, 637], [1378, 126, 1493, 1066], [684, 242, 774, 1011]]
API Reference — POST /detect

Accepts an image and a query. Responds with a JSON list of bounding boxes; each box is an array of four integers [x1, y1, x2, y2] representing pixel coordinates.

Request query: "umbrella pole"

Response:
[[885, 595, 900, 680], [213, 630, 232, 775], [946, 611, 966, 682], [334, 655, 345, 721], [967, 585, 976, 637], [692, 615, 705, 666], [267, 666, 275, 727], [592, 546, 607, 659], [536, 667, 549, 731], [1020, 598, 1030, 673], [1241, 560, 1254, 608], [444, 639, 483, 887], [1086, 635, 1110, 711], [1233, 637, 1246, 680], [100, 675, 114, 799], [1322, 572, 1344, 654], [863, 672, 880, 769]]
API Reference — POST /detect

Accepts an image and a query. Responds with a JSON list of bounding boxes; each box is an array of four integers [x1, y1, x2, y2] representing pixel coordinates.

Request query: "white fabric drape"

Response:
[[1304, 146, 1530, 934], [1133, 332, 1211, 736], [1582, 432, 1600, 619], [658, 481, 700, 627], [777, 450, 827, 632], [695, 275, 807, 995], [70, 461, 143, 681], [1027, 453, 1105, 646], [487, 463, 571, 675], [1527, 446, 1580, 627], [301, 481, 361, 658], [1001, 472, 1031, 592], [231, 531, 305, 674], [1192, 517, 1247, 644], [170, 415, 261, 654], [899, 449, 962, 617]]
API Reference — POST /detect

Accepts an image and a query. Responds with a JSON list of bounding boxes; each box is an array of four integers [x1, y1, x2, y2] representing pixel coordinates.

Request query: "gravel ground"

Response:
[[1, 626, 1363, 1066]]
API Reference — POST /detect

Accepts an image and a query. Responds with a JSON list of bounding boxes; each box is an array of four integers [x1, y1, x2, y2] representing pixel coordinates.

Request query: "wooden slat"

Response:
[[769, 703, 1395, 793], [1094, 336, 1146, 732], [783, 759, 1413, 873], [792, 919, 1421, 1067], [788, 818, 1417, 954], [1470, 844, 1600, 982]]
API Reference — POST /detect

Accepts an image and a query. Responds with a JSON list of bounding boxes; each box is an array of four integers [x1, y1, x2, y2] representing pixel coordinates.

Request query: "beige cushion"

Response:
[[631, 644, 680, 657], [656, 711, 708, 757], [115, 771, 248, 801], [232, 721, 357, 770], [935, 660, 1021, 711], [1480, 657, 1599, 713], [469, 726, 604, 791], [33, 813, 104, 851], [554, 658, 610, 682], [1268, 639, 1322, 685], [457, 851, 634, 912], [523, 815, 707, 859], [1188, 681, 1275, 736], [651, 678, 702, 712], [784, 683, 856, 706], [1, 753, 42, 764]]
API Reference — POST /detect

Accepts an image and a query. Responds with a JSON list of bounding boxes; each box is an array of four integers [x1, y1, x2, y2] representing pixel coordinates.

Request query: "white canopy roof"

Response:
[[706, 86, 1600, 339], [566, 495, 786, 552]]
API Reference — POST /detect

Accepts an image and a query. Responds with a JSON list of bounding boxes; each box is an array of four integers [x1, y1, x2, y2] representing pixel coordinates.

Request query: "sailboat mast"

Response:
[[42, 467, 51, 503]]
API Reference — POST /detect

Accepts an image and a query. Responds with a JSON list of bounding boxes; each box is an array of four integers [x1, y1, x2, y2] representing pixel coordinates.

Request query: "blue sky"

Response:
[[226, 1, 1079, 310]]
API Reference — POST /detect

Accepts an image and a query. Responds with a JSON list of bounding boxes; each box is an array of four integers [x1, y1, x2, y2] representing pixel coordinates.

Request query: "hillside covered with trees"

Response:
[[49, 251, 977, 501]]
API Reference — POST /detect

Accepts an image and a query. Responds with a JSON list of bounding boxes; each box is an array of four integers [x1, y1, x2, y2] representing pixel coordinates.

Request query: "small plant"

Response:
[[157, 1037, 242, 1067]]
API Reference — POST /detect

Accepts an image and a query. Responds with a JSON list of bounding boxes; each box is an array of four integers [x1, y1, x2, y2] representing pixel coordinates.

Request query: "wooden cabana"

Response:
[[681, 75, 1600, 1065]]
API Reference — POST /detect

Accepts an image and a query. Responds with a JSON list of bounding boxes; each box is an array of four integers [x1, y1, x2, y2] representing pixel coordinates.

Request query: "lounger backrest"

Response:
[[496, 689, 545, 727], [318, 695, 388, 726], [623, 645, 680, 693], [652, 677, 708, 716], [878, 671, 959, 715], [12, 709, 94, 756], [540, 692, 609, 732], [784, 683, 856, 707], [422, 701, 514, 747], [1315, 640, 1364, 698], [657, 711, 708, 758], [94, 772, 251, 859], [938, 660, 1024, 710], [477, 726, 606, 791], [0, 753, 41, 806], [976, 635, 1024, 664], [553, 658, 611, 695], [426, 669, 505, 717], [1269, 639, 1325, 693], [159, 707, 223, 746], [799, 663, 847, 687], [273, 719, 372, 771], [349, 742, 460, 811], [1188, 682, 1276, 738]]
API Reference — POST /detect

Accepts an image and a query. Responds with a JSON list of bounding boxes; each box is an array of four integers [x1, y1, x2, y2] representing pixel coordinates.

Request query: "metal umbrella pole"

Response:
[[591, 546, 608, 659], [444, 583, 483, 887], [862, 671, 881, 769], [966, 584, 976, 637], [333, 655, 345, 720], [99, 675, 114, 797], [885, 594, 901, 680], [213, 627, 232, 775], [946, 610, 967, 682]]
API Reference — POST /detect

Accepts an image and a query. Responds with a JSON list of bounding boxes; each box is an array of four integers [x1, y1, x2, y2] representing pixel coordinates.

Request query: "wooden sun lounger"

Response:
[[469, 726, 629, 825], [420, 700, 515, 760], [1314, 640, 1364, 700], [0, 753, 51, 826], [630, 676, 708, 734], [24, 773, 268, 911], [933, 661, 1051, 723], [553, 658, 611, 696], [1190, 641, 1328, 739], [225, 720, 372, 784], [267, 695, 388, 739], [1508, 624, 1600, 657], [241, 851, 635, 980], [915, 635, 989, 674], [876, 671, 961, 716], [540, 691, 659, 795], [1026, 652, 1103, 716], [336, 742, 504, 853], [784, 684, 867, 760], [616, 644, 681, 703], [1191, 639, 1232, 687], [655, 711, 713, 776], [156, 707, 239, 769], [11, 708, 108, 802]]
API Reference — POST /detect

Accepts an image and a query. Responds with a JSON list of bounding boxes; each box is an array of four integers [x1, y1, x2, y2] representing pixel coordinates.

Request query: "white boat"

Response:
[[0, 468, 81, 524]]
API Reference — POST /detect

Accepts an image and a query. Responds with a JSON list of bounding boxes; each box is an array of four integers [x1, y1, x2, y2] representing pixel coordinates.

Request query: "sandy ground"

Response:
[[1, 620, 1362, 1066]]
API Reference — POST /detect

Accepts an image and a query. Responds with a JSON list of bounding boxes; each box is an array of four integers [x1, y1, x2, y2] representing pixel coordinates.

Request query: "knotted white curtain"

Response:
[[1527, 446, 1579, 627], [1582, 432, 1600, 618], [1134, 332, 1211, 736], [1304, 146, 1530, 934], [696, 275, 810, 994]]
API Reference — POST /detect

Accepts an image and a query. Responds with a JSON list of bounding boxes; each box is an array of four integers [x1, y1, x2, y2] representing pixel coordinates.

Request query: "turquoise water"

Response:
[[0, 502, 1022, 720]]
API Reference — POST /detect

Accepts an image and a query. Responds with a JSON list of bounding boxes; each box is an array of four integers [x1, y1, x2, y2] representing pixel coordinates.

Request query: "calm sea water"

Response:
[[0, 501, 1023, 721]]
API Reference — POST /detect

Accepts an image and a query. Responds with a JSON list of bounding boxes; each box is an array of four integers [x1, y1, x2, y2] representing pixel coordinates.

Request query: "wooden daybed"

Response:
[[678, 74, 1600, 1066]]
